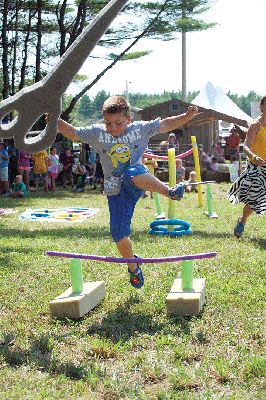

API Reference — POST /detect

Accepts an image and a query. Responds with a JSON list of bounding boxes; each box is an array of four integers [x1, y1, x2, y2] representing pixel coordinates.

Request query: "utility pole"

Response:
[[125, 80, 131, 101], [181, 6, 187, 102]]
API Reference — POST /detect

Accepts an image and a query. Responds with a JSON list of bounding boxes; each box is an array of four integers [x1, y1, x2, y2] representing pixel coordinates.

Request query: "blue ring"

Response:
[[149, 219, 192, 236]]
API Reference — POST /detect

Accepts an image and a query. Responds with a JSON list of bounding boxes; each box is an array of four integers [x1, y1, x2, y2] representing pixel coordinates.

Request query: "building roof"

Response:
[[192, 81, 252, 125], [137, 97, 250, 128]]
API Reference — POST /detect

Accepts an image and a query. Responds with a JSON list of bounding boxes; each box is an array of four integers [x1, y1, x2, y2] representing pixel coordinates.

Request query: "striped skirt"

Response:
[[227, 163, 266, 215]]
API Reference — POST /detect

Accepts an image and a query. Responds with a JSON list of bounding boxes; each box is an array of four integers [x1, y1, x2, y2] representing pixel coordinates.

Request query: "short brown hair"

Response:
[[102, 96, 131, 117], [259, 95, 266, 107]]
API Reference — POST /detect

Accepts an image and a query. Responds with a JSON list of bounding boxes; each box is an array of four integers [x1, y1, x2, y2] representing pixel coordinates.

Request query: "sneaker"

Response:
[[128, 254, 144, 289], [234, 218, 245, 238], [168, 183, 185, 201]]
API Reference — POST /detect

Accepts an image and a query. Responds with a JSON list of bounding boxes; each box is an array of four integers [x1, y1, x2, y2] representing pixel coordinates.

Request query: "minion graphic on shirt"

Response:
[[107, 143, 131, 176]]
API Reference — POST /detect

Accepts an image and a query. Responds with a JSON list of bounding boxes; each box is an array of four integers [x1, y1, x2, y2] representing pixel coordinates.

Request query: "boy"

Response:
[[52, 96, 198, 288]]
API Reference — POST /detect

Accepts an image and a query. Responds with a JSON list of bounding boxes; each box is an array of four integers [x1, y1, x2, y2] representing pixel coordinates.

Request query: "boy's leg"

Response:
[[108, 186, 142, 273], [132, 170, 184, 200], [132, 173, 169, 197], [116, 236, 137, 272]]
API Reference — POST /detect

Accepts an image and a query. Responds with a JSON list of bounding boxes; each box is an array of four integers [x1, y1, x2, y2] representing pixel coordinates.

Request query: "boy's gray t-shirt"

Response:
[[76, 119, 160, 196]]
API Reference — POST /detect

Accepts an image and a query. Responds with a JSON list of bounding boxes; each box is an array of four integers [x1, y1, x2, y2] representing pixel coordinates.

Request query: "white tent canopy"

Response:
[[193, 81, 252, 124]]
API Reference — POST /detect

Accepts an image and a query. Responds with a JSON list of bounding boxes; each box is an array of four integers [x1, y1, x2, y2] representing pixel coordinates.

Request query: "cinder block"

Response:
[[166, 278, 206, 316], [49, 281, 106, 319]]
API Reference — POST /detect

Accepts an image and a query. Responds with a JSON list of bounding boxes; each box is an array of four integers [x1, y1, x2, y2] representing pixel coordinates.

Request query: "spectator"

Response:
[[47, 146, 59, 191], [210, 156, 219, 171], [212, 141, 225, 163], [198, 144, 211, 169], [226, 124, 240, 161], [32, 149, 49, 191], [175, 158, 186, 183], [72, 163, 87, 192], [93, 153, 104, 193], [61, 148, 74, 188], [11, 174, 28, 198], [186, 170, 198, 193], [157, 140, 168, 168], [167, 132, 179, 154], [8, 143, 18, 186], [0, 141, 10, 195], [142, 149, 158, 198], [17, 150, 31, 190]]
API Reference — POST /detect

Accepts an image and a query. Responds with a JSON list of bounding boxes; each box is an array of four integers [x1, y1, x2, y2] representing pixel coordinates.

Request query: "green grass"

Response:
[[0, 184, 265, 399]]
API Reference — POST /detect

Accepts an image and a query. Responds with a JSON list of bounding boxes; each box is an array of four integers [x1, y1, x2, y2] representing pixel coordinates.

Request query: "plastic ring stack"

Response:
[[149, 218, 192, 237]]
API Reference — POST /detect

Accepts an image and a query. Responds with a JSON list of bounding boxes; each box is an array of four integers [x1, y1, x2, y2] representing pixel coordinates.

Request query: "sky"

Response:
[[68, 0, 265, 98]]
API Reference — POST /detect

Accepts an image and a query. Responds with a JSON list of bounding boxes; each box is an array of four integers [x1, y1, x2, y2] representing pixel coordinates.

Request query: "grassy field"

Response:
[[0, 184, 265, 400]]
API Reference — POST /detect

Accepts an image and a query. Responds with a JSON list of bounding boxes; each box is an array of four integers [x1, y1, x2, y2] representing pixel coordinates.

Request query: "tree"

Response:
[[0, 1, 215, 123], [137, 1, 216, 100], [61, 0, 216, 119]]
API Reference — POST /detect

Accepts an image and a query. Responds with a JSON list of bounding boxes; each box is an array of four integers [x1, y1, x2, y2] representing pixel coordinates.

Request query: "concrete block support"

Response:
[[166, 278, 206, 316], [49, 281, 106, 319]]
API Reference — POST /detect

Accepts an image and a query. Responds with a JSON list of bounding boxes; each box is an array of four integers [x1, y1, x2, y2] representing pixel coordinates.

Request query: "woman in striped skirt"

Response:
[[227, 95, 266, 238]]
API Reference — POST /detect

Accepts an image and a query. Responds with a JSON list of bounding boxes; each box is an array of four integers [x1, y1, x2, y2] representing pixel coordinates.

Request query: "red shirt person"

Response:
[[226, 125, 240, 161]]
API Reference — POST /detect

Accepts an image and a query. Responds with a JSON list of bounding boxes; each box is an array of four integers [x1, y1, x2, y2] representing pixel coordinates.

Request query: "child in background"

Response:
[[175, 158, 186, 183], [186, 170, 197, 192], [142, 150, 158, 198], [61, 148, 74, 189], [210, 156, 219, 171], [72, 163, 87, 192], [93, 153, 104, 193], [11, 174, 28, 198], [47, 147, 59, 191], [17, 150, 31, 190], [32, 149, 49, 191], [167, 132, 179, 154]]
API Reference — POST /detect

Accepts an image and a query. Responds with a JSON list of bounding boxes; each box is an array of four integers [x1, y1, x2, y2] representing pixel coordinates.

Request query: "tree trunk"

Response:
[[1, 0, 10, 103], [35, 0, 43, 82]]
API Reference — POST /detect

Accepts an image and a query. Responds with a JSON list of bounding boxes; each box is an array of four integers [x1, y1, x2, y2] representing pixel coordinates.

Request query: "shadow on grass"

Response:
[[0, 333, 95, 381], [0, 225, 110, 240], [250, 237, 266, 249], [83, 294, 191, 342]]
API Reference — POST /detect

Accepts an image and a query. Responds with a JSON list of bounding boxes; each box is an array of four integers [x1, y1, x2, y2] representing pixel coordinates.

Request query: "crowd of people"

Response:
[[0, 141, 104, 197]]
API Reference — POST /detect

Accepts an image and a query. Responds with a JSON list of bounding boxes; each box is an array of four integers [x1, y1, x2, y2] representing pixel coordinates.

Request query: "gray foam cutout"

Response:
[[0, 0, 128, 152]]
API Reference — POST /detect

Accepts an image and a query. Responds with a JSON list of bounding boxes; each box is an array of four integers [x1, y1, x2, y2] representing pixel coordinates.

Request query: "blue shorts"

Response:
[[108, 164, 148, 242]]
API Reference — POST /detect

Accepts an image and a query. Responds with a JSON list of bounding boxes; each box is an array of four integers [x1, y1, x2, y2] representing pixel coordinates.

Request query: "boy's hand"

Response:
[[186, 106, 198, 118]]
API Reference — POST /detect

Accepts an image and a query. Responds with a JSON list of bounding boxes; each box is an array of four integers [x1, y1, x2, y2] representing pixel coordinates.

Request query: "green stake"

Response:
[[69, 258, 84, 293], [181, 260, 194, 290], [153, 192, 162, 215], [207, 183, 213, 215]]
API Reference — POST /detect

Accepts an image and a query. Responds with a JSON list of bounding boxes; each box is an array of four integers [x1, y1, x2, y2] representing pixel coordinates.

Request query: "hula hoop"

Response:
[[46, 251, 217, 263]]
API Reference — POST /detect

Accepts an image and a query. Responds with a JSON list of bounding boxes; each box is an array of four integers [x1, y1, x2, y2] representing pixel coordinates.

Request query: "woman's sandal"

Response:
[[128, 254, 144, 289], [234, 218, 245, 238]]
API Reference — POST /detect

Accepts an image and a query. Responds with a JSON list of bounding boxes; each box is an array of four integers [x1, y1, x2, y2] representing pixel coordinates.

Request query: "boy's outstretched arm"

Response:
[[45, 114, 80, 142], [159, 106, 198, 133], [57, 118, 80, 142]]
